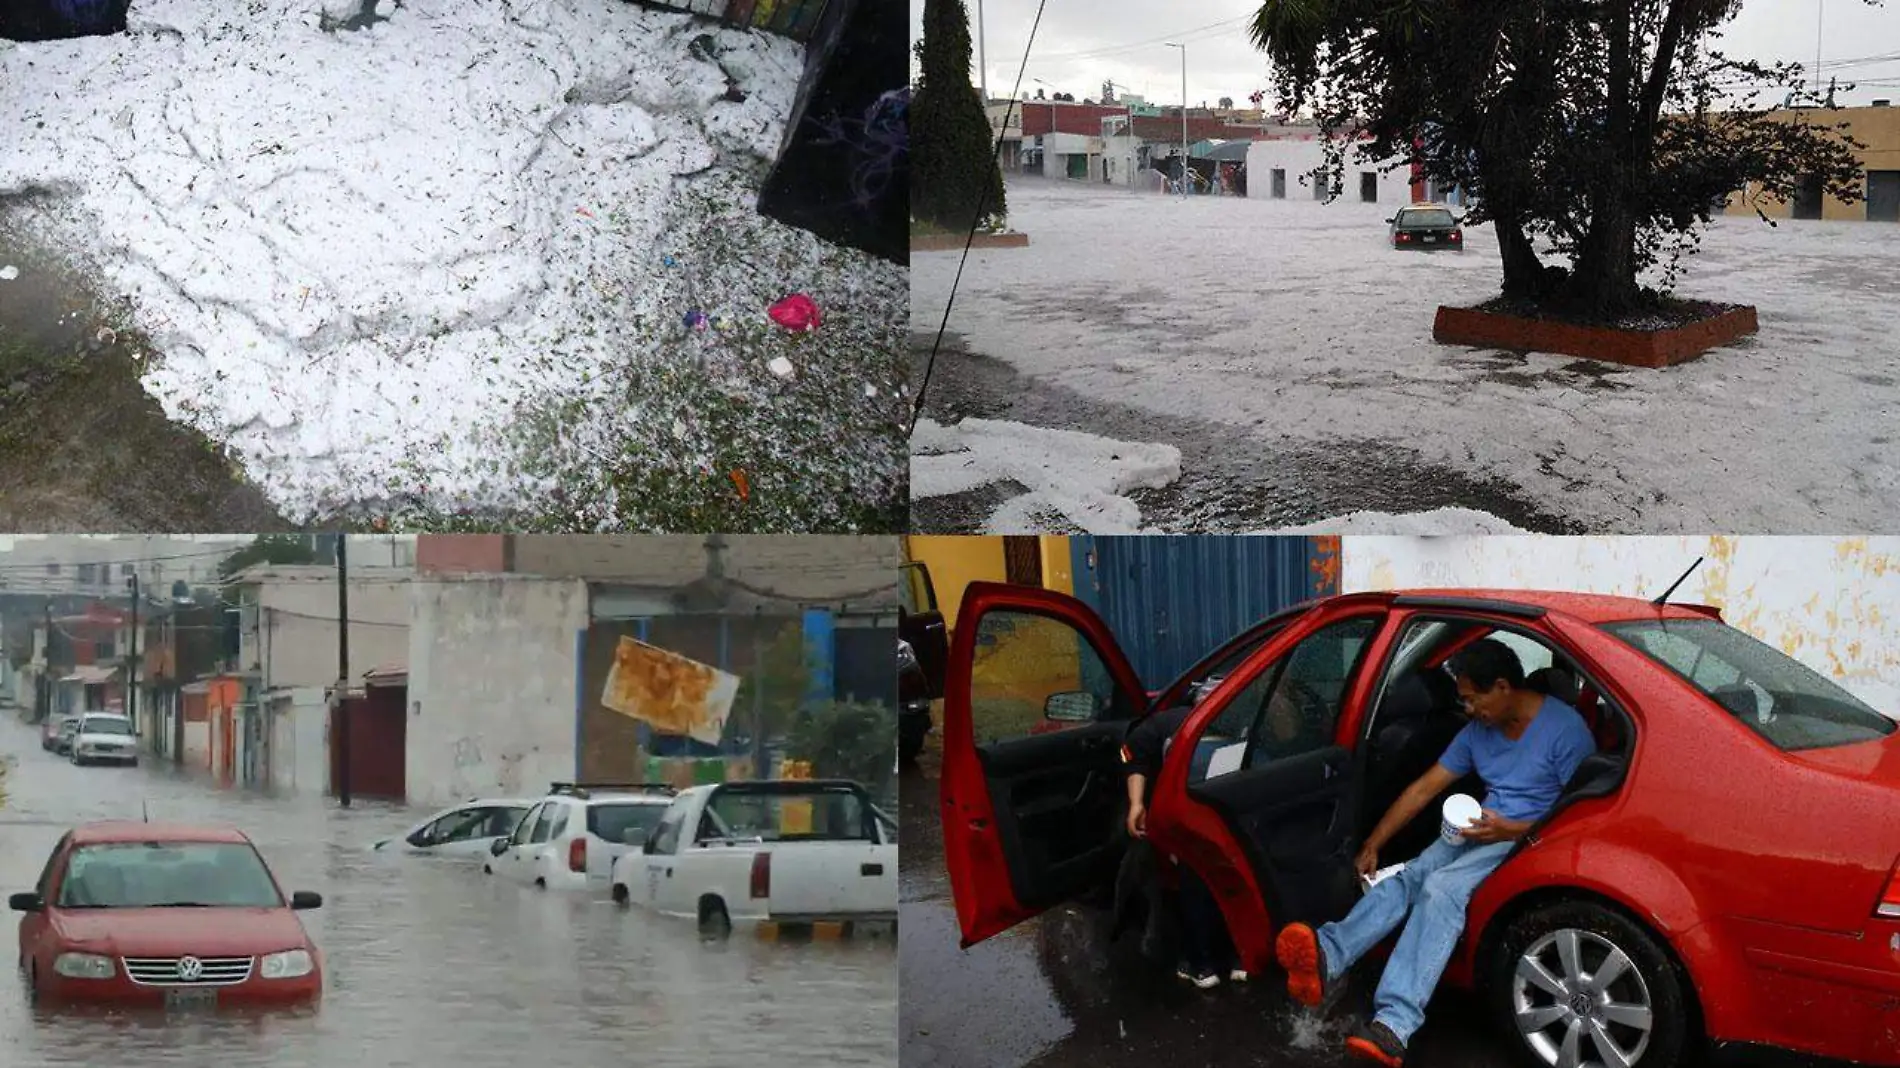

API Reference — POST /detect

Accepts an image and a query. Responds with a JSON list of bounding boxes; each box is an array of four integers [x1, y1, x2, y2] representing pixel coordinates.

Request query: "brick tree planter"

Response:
[[909, 232, 1031, 252], [1433, 303, 1759, 369]]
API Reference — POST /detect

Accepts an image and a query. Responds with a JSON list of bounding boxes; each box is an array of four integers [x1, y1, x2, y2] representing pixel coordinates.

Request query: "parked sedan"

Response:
[[70, 712, 139, 767], [485, 783, 675, 891], [939, 583, 1900, 1068], [11, 821, 324, 1006], [41, 714, 75, 752], [1387, 203, 1464, 250], [373, 797, 530, 857]]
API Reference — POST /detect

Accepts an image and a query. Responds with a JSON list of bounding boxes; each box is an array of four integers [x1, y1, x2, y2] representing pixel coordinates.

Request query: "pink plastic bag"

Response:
[[768, 293, 822, 332]]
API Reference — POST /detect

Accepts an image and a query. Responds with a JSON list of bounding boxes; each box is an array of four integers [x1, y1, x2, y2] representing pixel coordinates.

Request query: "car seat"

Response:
[[1710, 684, 1761, 723], [1364, 670, 1471, 855]]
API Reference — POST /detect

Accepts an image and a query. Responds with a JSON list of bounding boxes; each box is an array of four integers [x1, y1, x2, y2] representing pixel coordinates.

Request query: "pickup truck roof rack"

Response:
[[547, 781, 678, 799]]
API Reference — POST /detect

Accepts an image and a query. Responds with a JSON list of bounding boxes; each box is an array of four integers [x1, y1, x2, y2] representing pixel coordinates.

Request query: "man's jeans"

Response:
[[1315, 838, 1514, 1043]]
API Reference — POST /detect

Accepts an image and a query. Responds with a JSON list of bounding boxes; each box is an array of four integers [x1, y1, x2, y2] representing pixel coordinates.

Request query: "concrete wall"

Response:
[[242, 571, 412, 690], [405, 577, 589, 807], [1246, 139, 1415, 204], [509, 536, 899, 605], [1340, 535, 1900, 712], [1724, 104, 1900, 221]]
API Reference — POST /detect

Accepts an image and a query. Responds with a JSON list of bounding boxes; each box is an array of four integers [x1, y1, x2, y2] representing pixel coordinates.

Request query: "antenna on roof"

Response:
[[141, 800, 150, 823], [1652, 557, 1704, 606]]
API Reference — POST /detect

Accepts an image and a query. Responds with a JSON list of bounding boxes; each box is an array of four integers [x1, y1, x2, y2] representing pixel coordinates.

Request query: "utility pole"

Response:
[[975, 0, 988, 107], [1816, 0, 1824, 97], [1166, 43, 1187, 198], [170, 614, 184, 767], [336, 535, 351, 808], [126, 574, 139, 736], [750, 606, 766, 780]]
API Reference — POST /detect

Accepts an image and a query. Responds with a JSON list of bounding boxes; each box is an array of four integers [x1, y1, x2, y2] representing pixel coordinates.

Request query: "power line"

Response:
[[989, 13, 1252, 66]]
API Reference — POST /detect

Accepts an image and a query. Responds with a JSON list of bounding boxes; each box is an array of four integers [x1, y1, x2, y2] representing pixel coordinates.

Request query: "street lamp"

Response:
[[1165, 42, 1187, 198]]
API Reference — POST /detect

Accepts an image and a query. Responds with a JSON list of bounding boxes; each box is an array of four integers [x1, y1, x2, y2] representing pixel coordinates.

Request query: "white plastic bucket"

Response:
[[1440, 793, 1483, 846]]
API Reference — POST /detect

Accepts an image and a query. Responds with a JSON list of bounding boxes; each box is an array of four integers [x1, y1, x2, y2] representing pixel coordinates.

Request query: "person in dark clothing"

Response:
[[1120, 702, 1242, 988]]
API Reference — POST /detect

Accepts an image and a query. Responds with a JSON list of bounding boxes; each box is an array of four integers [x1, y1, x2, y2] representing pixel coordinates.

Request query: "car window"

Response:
[[529, 804, 560, 844], [588, 802, 667, 846], [1399, 208, 1456, 228], [1239, 616, 1381, 771], [968, 610, 1139, 746], [37, 834, 71, 899], [703, 789, 874, 842], [1606, 618, 1897, 751], [511, 803, 544, 846], [421, 806, 502, 846], [546, 804, 571, 840], [80, 716, 133, 736], [486, 806, 528, 837], [900, 562, 937, 615], [59, 841, 283, 908], [646, 803, 688, 856]]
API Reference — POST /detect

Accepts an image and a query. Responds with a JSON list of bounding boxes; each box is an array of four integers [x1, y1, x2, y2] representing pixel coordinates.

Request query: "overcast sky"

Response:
[[911, 1, 1900, 109]]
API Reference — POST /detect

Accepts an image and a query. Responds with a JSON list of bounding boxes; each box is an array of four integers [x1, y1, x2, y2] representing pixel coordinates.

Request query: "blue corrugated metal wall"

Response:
[[1069, 536, 1340, 687]]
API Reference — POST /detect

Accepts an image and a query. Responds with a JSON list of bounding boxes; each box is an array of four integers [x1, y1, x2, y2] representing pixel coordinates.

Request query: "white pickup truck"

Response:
[[610, 779, 897, 932]]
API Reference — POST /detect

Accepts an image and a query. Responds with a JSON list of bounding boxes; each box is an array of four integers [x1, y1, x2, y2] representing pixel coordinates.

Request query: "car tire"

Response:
[[698, 896, 732, 937], [611, 883, 630, 906], [1488, 899, 1697, 1068]]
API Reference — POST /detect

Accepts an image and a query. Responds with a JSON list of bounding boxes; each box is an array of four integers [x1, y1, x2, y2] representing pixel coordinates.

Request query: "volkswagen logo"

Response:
[[176, 956, 203, 982]]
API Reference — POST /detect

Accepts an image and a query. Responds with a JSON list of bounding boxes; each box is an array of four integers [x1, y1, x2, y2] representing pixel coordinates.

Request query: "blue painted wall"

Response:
[[1068, 536, 1340, 688]]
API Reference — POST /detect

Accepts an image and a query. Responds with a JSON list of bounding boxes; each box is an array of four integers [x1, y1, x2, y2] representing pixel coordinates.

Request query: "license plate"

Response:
[[1423, 235, 1437, 243], [165, 988, 218, 1010]]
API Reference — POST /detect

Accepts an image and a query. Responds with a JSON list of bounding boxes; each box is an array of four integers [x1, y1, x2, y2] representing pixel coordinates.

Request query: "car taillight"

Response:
[[1450, 231, 1462, 241], [568, 837, 586, 873], [749, 852, 771, 899], [1878, 864, 1900, 919], [1396, 233, 1411, 242]]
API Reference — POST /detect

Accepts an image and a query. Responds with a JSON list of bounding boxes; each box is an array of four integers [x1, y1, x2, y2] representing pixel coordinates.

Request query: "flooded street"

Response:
[[0, 718, 897, 1068]]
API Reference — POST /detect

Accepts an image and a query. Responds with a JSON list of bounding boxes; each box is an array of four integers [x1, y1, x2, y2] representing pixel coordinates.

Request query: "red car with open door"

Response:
[[940, 583, 1900, 1068]]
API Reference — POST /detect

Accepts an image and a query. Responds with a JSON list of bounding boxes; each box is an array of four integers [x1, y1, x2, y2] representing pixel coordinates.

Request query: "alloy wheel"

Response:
[[1511, 927, 1655, 1068]]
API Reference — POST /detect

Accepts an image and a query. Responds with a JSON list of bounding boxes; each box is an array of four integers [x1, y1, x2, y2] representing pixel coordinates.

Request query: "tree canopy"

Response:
[[911, 0, 1009, 231], [1251, 0, 1868, 316]]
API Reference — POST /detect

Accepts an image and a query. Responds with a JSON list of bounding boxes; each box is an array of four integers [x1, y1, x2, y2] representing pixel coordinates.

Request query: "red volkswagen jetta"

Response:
[[939, 585, 1900, 1068], [12, 821, 324, 1006]]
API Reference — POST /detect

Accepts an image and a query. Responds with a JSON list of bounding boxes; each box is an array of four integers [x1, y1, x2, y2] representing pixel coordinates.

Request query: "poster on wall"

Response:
[[601, 637, 741, 748]]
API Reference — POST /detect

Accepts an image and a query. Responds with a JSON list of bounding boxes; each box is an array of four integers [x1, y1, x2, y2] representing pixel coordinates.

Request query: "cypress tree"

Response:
[[910, 0, 1008, 232]]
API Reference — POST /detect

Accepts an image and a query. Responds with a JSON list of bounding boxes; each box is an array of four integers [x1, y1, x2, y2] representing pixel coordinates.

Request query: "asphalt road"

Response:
[[0, 715, 896, 1068]]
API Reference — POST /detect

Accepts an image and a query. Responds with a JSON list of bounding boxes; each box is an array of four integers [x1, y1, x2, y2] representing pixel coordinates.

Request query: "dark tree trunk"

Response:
[[1494, 214, 1550, 298]]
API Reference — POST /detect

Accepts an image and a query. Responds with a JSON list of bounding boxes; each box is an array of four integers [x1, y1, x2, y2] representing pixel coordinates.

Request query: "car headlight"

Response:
[[259, 948, 314, 979], [53, 952, 115, 979]]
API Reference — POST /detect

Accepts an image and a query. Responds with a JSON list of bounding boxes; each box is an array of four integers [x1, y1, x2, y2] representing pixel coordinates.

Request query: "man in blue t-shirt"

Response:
[[1274, 639, 1597, 1067]]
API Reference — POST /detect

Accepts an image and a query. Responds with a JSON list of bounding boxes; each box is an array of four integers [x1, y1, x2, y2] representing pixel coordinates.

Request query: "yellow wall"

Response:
[[903, 536, 1007, 629], [901, 536, 1075, 626], [1723, 104, 1900, 221]]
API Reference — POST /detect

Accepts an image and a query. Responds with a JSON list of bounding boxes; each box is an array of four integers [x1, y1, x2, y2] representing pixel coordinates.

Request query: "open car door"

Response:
[[941, 581, 1147, 948], [1147, 603, 1390, 972]]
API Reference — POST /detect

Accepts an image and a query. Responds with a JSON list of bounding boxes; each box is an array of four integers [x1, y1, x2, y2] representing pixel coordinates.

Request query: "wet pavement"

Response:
[[909, 332, 1586, 535], [0, 716, 895, 1068], [898, 729, 1808, 1068]]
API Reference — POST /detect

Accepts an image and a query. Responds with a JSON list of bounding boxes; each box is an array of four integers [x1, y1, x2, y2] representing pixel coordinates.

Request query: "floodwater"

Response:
[[0, 718, 895, 1068]]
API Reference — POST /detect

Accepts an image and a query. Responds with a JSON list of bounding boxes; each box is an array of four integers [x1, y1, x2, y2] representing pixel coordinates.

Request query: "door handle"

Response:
[[861, 863, 884, 876]]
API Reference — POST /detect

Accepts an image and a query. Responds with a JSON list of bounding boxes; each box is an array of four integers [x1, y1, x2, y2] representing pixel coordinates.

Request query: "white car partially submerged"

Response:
[[610, 779, 897, 933], [486, 782, 677, 891], [69, 713, 138, 767], [374, 797, 533, 857]]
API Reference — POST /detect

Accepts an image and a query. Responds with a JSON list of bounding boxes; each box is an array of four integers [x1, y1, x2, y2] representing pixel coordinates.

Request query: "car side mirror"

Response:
[[9, 892, 43, 913], [1043, 691, 1101, 723], [489, 837, 510, 857], [1384, 216, 1394, 224], [289, 890, 322, 911]]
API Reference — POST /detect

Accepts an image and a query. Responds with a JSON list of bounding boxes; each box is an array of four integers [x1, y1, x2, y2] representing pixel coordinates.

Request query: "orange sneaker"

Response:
[[1274, 923, 1331, 1008], [1344, 1020, 1407, 1067]]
